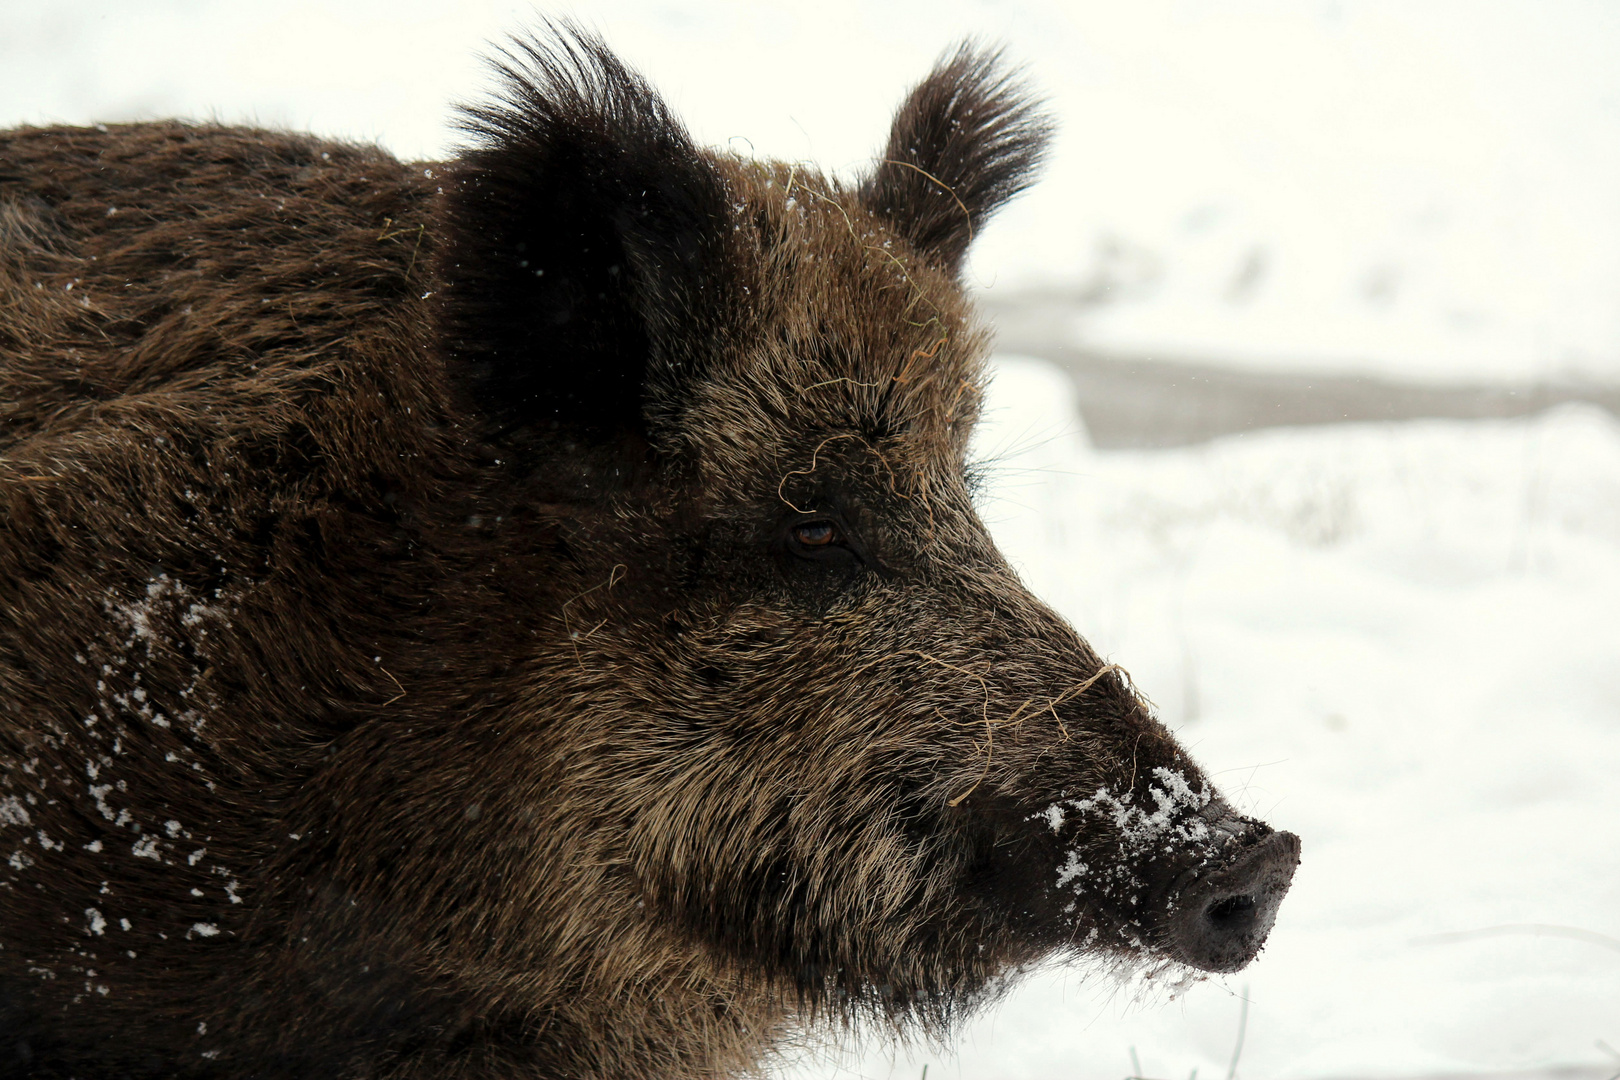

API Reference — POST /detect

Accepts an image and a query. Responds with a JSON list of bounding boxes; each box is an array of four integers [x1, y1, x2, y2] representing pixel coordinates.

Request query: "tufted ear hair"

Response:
[[438, 25, 736, 443], [859, 44, 1053, 277]]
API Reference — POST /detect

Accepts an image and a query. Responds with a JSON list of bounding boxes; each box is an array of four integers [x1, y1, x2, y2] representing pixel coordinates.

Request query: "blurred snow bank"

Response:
[[777, 354, 1620, 1080]]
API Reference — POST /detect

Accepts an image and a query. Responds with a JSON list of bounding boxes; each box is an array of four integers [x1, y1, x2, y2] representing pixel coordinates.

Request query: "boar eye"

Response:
[[782, 517, 862, 566], [792, 521, 839, 547]]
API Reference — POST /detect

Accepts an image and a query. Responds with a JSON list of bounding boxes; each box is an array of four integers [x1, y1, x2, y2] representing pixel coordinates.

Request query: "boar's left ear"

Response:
[[859, 44, 1053, 276], [438, 26, 734, 443]]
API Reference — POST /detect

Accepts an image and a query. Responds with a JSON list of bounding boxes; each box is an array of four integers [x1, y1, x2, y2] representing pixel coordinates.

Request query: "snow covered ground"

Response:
[[774, 356, 1620, 1080]]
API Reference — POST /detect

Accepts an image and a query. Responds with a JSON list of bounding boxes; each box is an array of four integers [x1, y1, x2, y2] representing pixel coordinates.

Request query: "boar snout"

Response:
[[1032, 774, 1299, 975], [1166, 820, 1300, 973]]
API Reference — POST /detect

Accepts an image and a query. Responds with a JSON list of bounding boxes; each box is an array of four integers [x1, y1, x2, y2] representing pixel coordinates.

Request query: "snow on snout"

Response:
[[1034, 767, 1214, 895]]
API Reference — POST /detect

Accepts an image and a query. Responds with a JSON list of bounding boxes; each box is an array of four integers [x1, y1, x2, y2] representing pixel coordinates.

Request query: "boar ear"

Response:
[[859, 44, 1052, 276], [438, 25, 734, 442]]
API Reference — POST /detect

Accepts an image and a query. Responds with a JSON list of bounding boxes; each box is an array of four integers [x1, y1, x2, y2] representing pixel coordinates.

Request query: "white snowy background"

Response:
[[3, 2, 1618, 1077]]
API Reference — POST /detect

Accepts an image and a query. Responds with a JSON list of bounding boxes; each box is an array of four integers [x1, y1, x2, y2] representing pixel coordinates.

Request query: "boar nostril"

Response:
[[1169, 827, 1300, 973], [1202, 892, 1257, 931]]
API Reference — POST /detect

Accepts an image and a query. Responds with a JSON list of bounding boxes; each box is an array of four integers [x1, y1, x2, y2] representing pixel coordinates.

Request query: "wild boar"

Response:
[[0, 26, 1299, 1079]]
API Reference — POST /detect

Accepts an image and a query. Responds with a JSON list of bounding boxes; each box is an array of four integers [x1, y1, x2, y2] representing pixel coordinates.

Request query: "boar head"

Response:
[[425, 25, 1299, 1035]]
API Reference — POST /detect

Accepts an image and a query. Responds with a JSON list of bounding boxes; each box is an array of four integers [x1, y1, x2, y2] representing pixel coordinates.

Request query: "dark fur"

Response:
[[0, 29, 1287, 1079]]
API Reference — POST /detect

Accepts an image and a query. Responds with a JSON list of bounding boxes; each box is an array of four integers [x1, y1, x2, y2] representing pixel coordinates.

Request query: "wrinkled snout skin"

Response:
[[0, 28, 1296, 1080]]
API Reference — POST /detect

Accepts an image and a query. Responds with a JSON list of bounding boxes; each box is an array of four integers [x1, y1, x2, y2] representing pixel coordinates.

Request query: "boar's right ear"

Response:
[[859, 44, 1052, 276], [438, 26, 734, 444]]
